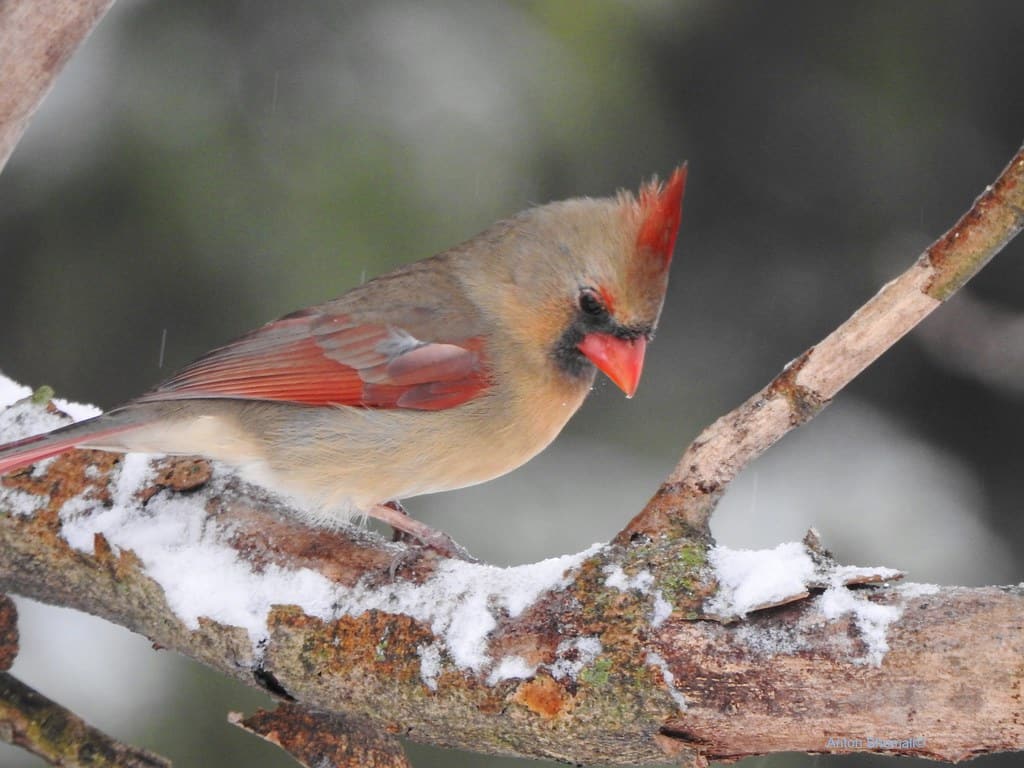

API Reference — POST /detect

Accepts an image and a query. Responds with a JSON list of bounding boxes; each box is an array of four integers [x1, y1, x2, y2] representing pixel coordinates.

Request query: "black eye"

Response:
[[578, 289, 608, 318]]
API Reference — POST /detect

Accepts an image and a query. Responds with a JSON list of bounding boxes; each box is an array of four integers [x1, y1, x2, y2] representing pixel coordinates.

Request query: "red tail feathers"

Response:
[[0, 419, 135, 475]]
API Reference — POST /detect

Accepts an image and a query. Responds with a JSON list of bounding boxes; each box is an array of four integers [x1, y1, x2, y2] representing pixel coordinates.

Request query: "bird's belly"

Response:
[[100, 391, 584, 526], [260, 392, 583, 517]]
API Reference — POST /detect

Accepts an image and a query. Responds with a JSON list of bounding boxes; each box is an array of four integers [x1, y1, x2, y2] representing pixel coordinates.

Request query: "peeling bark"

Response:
[[230, 705, 412, 768], [0, 595, 17, 672]]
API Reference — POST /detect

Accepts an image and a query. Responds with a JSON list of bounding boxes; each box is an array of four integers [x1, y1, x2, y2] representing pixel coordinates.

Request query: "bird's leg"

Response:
[[379, 500, 412, 544], [369, 501, 476, 562]]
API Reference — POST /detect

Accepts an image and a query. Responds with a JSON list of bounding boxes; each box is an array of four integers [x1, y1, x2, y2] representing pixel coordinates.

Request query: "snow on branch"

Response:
[[2, 377, 1024, 765]]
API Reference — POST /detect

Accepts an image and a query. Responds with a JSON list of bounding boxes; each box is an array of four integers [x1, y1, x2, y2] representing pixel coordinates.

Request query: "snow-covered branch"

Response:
[[2, 393, 1024, 765]]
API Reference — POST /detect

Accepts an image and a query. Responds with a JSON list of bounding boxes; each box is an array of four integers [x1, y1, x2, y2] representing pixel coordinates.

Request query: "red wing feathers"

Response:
[[139, 311, 490, 411]]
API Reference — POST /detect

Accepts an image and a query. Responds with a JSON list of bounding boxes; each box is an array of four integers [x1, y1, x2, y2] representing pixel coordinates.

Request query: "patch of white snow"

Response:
[[52, 398, 102, 422], [896, 582, 940, 599], [334, 545, 602, 675], [60, 474, 340, 644], [603, 565, 654, 593], [705, 542, 815, 618], [830, 564, 903, 585], [646, 651, 687, 710], [548, 636, 602, 681], [418, 642, 442, 691], [0, 376, 31, 408], [487, 655, 538, 685], [818, 586, 902, 666], [651, 590, 673, 627]]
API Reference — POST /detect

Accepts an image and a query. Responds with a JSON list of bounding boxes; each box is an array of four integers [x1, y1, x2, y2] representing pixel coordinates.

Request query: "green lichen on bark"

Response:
[[30, 385, 54, 405]]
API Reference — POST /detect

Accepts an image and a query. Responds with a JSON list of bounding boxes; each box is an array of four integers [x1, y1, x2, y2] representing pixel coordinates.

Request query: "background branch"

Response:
[[0, 673, 171, 768], [0, 0, 115, 172], [623, 144, 1024, 542]]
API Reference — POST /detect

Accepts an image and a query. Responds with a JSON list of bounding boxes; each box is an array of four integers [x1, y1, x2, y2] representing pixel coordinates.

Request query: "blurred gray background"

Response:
[[1, 1, 1022, 766]]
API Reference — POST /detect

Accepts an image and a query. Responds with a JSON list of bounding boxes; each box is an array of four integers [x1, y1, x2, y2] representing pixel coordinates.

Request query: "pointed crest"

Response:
[[635, 163, 687, 268]]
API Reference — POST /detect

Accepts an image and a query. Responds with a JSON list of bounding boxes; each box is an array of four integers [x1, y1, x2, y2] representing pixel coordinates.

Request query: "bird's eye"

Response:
[[578, 289, 607, 318]]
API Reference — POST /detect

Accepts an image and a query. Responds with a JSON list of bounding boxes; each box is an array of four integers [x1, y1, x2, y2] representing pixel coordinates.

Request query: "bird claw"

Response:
[[416, 530, 478, 563], [386, 530, 477, 579]]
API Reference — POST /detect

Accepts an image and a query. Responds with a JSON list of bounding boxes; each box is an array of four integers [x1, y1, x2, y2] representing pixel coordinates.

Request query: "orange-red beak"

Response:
[[577, 333, 647, 398]]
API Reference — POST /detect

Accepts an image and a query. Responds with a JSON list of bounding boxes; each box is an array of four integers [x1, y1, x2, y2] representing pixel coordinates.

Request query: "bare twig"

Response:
[[0, 672, 170, 768], [0, 0, 116, 172], [621, 143, 1024, 542]]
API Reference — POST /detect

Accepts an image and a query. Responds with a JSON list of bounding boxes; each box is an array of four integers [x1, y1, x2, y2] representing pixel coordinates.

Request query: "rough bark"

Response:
[[1, 447, 1023, 765], [230, 706, 412, 768]]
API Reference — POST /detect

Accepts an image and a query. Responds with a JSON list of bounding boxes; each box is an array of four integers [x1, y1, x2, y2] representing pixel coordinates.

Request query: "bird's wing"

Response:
[[137, 303, 490, 412]]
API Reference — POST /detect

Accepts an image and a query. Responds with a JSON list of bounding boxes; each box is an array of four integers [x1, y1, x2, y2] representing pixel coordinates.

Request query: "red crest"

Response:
[[636, 164, 688, 268]]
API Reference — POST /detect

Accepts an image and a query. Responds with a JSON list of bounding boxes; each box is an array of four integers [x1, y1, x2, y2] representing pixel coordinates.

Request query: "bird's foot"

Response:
[[370, 501, 477, 564], [381, 501, 413, 545]]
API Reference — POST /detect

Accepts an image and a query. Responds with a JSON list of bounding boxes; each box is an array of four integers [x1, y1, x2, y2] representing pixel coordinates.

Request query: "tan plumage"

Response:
[[0, 167, 687, 547]]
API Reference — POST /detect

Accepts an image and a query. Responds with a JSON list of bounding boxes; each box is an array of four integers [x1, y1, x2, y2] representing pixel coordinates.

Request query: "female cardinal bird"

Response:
[[0, 167, 686, 551]]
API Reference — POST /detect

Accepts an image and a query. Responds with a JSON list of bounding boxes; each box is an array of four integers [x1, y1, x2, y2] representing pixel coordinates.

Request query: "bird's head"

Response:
[[490, 165, 687, 398]]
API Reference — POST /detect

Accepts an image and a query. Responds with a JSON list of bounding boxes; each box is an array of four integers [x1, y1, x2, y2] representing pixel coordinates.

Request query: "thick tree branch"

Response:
[[0, 0, 115, 173], [0, 431, 1023, 765], [622, 143, 1024, 542]]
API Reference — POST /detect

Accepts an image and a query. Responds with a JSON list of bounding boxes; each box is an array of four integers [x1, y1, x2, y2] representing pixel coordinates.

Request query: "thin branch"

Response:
[[621, 143, 1024, 542], [0, 0, 116, 173], [0, 672, 171, 768]]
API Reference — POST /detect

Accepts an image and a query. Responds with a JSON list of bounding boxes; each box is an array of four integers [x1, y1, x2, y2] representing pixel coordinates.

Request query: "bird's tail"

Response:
[[0, 411, 145, 475]]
